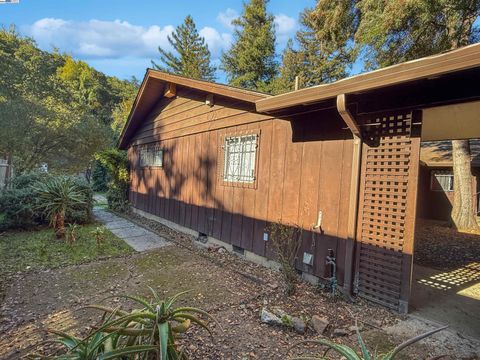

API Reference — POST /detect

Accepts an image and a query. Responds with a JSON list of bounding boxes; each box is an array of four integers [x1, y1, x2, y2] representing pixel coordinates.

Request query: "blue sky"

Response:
[[1, 0, 316, 82]]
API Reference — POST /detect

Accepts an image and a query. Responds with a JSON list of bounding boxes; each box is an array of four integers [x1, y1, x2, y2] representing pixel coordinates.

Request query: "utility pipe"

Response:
[[336, 94, 362, 297]]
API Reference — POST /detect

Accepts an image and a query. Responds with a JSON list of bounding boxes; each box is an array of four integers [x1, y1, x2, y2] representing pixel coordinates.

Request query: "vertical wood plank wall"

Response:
[[128, 90, 354, 283]]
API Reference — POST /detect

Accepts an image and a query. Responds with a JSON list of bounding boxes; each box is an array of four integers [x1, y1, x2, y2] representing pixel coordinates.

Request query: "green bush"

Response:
[[106, 187, 130, 213], [91, 160, 109, 192], [0, 188, 39, 230], [66, 176, 94, 224], [0, 172, 94, 231], [95, 148, 130, 213]]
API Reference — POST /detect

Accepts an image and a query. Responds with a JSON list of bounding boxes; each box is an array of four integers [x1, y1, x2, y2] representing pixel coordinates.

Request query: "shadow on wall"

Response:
[[131, 148, 352, 286]]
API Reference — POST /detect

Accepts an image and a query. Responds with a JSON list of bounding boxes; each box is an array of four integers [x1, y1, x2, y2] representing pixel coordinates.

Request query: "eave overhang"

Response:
[[118, 69, 270, 149], [255, 43, 480, 114]]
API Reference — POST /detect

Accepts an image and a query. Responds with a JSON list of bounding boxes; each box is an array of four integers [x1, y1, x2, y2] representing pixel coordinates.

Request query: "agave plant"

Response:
[[83, 288, 220, 359], [288, 323, 447, 360], [33, 177, 86, 238], [28, 328, 156, 360]]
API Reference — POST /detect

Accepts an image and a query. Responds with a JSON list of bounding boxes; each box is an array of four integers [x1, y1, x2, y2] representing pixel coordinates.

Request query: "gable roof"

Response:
[[118, 69, 270, 149]]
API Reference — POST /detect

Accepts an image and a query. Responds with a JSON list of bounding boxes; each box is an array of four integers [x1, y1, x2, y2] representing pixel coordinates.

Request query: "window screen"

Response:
[[223, 134, 257, 183], [140, 147, 163, 167], [431, 170, 454, 191]]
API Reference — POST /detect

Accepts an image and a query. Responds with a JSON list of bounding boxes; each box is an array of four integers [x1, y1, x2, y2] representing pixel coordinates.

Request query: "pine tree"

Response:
[[152, 15, 216, 81], [221, 0, 277, 92], [273, 0, 357, 94]]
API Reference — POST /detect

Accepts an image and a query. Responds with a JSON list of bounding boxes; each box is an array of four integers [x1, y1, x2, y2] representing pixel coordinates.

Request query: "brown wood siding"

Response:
[[128, 92, 354, 283]]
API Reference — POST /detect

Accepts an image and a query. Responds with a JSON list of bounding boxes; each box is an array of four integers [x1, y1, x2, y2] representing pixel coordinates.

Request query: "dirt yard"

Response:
[[0, 216, 478, 359], [415, 218, 480, 270]]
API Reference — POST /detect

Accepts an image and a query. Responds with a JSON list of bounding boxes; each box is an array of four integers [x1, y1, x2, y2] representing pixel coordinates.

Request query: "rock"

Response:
[[348, 325, 363, 332], [333, 328, 349, 337], [260, 308, 283, 326], [292, 317, 306, 334], [271, 307, 288, 318], [312, 315, 329, 334]]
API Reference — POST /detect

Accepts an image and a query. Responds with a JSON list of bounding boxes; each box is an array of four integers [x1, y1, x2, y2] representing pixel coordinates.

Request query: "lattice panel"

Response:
[[355, 112, 419, 312]]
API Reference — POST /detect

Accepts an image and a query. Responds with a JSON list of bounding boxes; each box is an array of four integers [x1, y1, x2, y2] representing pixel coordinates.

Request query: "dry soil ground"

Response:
[[0, 215, 478, 359]]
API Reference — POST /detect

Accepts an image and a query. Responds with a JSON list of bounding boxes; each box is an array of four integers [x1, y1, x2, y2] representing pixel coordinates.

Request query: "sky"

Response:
[[0, 0, 316, 82]]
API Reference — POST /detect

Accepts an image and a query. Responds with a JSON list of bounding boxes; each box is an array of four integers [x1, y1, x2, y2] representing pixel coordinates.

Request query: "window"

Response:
[[140, 147, 163, 168], [431, 170, 454, 192], [223, 134, 258, 183]]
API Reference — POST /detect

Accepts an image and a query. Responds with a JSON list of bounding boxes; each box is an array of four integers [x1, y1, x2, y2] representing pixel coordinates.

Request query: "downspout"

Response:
[[336, 94, 362, 299]]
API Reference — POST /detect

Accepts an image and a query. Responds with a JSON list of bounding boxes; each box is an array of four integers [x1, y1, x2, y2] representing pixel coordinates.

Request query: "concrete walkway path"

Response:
[[94, 208, 170, 251]]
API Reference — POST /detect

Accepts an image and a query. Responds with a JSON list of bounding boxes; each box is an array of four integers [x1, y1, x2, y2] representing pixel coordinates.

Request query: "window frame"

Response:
[[219, 130, 260, 189], [139, 145, 164, 169], [430, 169, 454, 192]]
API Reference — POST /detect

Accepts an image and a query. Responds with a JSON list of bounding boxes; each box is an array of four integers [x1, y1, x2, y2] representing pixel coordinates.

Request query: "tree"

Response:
[[152, 15, 216, 81], [0, 29, 137, 175], [353, 0, 480, 231], [272, 0, 357, 94], [304, 0, 480, 231], [221, 0, 277, 92]]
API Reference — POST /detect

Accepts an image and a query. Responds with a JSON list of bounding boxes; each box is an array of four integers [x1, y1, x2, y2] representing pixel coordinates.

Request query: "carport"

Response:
[[256, 43, 480, 316]]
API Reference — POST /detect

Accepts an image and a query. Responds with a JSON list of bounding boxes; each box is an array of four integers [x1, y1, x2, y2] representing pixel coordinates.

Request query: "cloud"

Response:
[[199, 27, 232, 58], [274, 14, 296, 36], [217, 8, 238, 30], [26, 18, 232, 62], [26, 18, 175, 59]]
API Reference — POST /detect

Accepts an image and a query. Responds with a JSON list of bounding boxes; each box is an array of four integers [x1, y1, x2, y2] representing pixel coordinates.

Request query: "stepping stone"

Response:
[[93, 208, 170, 252]]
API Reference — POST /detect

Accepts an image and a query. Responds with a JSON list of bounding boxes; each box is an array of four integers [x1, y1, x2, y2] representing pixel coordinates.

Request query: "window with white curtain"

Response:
[[140, 147, 163, 168], [223, 134, 258, 183], [430, 170, 454, 192]]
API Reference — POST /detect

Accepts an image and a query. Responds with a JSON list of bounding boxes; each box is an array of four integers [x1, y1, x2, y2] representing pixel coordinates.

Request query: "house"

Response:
[[417, 140, 480, 221], [119, 44, 480, 313]]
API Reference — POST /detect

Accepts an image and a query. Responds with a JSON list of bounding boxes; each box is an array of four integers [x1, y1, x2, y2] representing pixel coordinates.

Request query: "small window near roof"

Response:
[[140, 147, 163, 168], [431, 170, 454, 192], [223, 134, 258, 183]]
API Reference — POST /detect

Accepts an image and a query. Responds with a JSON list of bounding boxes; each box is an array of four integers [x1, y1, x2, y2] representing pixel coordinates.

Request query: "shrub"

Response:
[[0, 172, 94, 231], [266, 222, 303, 295], [32, 177, 87, 238], [95, 148, 130, 213], [0, 188, 39, 230], [0, 171, 49, 230], [66, 176, 94, 224], [91, 160, 109, 192]]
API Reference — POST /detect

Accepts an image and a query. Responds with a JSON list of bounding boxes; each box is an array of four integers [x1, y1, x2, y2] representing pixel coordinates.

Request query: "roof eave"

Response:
[[255, 43, 480, 113], [117, 70, 271, 150]]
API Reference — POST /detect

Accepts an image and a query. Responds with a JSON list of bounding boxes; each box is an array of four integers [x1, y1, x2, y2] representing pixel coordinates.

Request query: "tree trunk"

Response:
[[451, 139, 479, 231], [53, 212, 66, 239]]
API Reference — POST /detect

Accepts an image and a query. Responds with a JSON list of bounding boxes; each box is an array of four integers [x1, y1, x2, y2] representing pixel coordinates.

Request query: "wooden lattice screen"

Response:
[[354, 111, 421, 313]]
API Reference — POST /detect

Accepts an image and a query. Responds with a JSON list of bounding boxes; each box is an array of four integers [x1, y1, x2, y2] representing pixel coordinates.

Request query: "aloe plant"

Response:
[[84, 288, 220, 359], [288, 324, 447, 360], [28, 328, 156, 359]]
